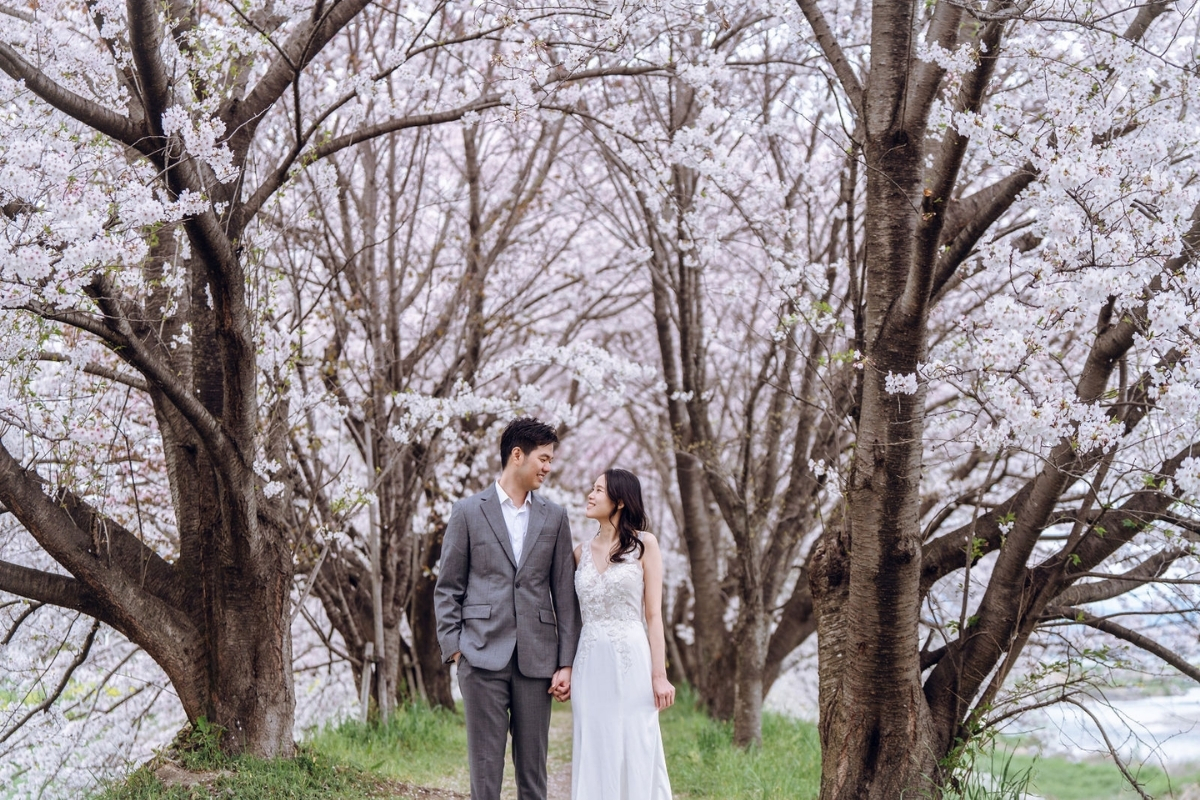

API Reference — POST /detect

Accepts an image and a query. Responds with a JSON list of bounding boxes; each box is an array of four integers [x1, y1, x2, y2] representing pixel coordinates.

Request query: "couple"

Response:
[[434, 418, 674, 800]]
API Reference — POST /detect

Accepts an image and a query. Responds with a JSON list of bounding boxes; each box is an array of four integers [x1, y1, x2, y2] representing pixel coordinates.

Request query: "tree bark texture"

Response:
[[0, 0, 392, 756], [813, 1, 943, 795], [801, 0, 1190, 796]]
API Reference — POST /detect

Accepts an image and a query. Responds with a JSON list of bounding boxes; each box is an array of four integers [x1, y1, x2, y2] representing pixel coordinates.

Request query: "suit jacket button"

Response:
[[515, 582, 522, 588]]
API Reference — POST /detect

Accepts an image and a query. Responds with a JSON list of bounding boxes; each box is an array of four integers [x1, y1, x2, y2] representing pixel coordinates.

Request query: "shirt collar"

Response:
[[495, 480, 531, 510]]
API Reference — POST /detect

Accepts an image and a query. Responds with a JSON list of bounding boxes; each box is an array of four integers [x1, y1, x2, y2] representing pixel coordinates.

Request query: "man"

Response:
[[434, 417, 582, 800]]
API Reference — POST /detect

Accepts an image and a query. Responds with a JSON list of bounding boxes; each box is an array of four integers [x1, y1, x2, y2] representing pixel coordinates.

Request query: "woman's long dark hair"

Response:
[[604, 468, 648, 563]]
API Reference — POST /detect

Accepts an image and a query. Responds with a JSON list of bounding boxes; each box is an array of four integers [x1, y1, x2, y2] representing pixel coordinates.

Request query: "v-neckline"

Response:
[[588, 536, 616, 578]]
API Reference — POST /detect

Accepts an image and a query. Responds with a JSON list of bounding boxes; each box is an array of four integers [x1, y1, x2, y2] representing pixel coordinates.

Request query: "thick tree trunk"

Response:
[[411, 538, 455, 709], [205, 539, 296, 755], [730, 595, 768, 747], [810, 523, 852, 792], [0, 437, 298, 757], [813, 1, 940, 793]]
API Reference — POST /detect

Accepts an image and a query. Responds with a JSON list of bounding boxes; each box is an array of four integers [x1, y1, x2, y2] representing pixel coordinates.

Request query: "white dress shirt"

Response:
[[495, 481, 531, 564]]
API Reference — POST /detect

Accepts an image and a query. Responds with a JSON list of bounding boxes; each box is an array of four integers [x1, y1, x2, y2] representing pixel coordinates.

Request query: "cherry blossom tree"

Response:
[[548, 2, 862, 747], [271, 106, 652, 711], [770, 0, 1200, 796], [2, 1, 1199, 796], [556, 3, 1199, 794], [0, 0, 612, 756]]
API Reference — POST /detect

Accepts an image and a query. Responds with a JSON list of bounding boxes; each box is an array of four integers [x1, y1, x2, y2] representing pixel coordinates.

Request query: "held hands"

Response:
[[652, 673, 675, 711], [549, 666, 572, 702]]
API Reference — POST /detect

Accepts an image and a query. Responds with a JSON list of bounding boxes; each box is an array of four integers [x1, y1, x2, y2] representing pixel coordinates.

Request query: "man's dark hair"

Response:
[[500, 417, 559, 469]]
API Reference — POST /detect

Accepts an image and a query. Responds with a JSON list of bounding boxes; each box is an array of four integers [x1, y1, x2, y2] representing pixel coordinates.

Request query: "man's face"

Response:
[[511, 443, 555, 492]]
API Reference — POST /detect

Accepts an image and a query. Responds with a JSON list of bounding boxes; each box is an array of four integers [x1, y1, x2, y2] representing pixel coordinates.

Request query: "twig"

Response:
[[0, 619, 100, 745], [1060, 696, 1152, 800], [2, 601, 44, 645], [291, 543, 330, 623], [1046, 605, 1200, 683]]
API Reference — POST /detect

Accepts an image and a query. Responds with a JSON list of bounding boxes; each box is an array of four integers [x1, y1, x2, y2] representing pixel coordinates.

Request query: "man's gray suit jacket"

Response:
[[434, 484, 581, 678]]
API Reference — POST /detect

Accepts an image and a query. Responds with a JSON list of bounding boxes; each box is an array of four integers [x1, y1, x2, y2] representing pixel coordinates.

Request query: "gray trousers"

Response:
[[457, 652, 552, 800]]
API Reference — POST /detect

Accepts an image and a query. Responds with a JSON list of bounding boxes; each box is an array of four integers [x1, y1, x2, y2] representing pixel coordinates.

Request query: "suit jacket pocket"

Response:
[[463, 604, 492, 620], [538, 608, 556, 625]]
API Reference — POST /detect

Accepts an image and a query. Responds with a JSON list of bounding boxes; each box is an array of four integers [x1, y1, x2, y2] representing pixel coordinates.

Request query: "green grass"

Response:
[[308, 686, 825, 799], [94, 751, 389, 800], [310, 687, 826, 798], [95, 689, 823, 799], [306, 702, 471, 792], [96, 691, 1200, 800], [91, 718, 394, 800], [659, 686, 821, 799], [989, 752, 1200, 800], [950, 749, 1037, 800]]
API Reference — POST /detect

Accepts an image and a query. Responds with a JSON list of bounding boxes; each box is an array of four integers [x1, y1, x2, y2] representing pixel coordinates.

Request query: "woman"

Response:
[[570, 468, 673, 800]]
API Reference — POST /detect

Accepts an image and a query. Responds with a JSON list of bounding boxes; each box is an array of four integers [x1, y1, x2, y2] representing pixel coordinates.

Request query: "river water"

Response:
[[765, 657, 1200, 769]]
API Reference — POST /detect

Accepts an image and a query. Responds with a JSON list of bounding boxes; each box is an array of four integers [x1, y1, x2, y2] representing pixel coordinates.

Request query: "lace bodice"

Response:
[[574, 538, 646, 674], [576, 538, 645, 624]]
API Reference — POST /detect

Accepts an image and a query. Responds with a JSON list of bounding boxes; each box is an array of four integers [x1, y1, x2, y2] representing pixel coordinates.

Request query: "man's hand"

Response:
[[451, 651, 461, 664], [549, 666, 572, 702]]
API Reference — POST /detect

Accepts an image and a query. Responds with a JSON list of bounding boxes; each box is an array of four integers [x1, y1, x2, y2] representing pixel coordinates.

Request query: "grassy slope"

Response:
[[307, 703, 472, 793], [93, 693, 1200, 800], [98, 754, 391, 800], [997, 753, 1200, 800], [661, 688, 821, 799], [308, 687, 822, 799]]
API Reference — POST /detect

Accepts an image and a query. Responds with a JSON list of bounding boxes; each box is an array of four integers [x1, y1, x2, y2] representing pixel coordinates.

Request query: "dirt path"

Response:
[[545, 706, 573, 799], [377, 781, 468, 799]]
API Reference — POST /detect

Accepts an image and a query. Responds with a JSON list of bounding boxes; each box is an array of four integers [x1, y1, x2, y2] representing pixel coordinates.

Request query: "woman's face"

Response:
[[584, 475, 617, 521]]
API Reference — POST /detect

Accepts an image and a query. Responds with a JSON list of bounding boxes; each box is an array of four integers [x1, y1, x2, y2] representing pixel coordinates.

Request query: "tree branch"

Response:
[[83, 277, 236, 466], [0, 618, 100, 746], [1054, 548, 1187, 608], [0, 2, 33, 22], [2, 600, 42, 645], [0, 42, 143, 148], [37, 352, 150, 392], [0, 561, 96, 615], [1058, 696, 1153, 800], [910, 13, 1012, 316], [312, 94, 501, 160], [24, 303, 126, 348], [793, 0, 864, 119], [764, 567, 817, 689], [921, 332, 1183, 599], [125, 0, 173, 136], [239, 95, 503, 225], [932, 165, 1037, 299], [903, 0, 967, 133], [227, 0, 372, 155], [0, 441, 195, 650], [1122, 0, 1173, 42]]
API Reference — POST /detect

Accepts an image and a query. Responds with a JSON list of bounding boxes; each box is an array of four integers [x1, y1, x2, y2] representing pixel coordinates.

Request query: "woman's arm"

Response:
[[641, 533, 676, 710]]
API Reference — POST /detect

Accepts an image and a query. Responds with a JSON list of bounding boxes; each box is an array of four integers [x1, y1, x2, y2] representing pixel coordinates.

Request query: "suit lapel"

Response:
[[480, 484, 517, 569], [517, 493, 548, 573]]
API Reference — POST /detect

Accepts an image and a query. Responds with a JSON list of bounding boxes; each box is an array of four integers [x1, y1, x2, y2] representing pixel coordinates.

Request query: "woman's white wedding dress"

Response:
[[571, 539, 672, 799]]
